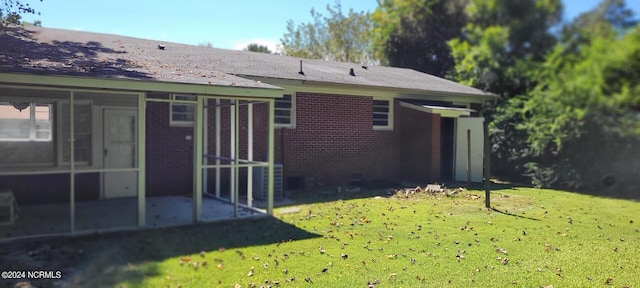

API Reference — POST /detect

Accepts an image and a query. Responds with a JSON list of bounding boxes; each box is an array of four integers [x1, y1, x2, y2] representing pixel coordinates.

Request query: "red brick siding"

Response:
[[430, 113, 442, 181], [399, 106, 441, 183], [145, 98, 194, 196], [277, 93, 400, 186], [144, 92, 439, 194]]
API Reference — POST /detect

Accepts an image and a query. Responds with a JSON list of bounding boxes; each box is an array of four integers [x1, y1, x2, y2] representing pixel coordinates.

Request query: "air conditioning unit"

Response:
[[252, 164, 283, 200]]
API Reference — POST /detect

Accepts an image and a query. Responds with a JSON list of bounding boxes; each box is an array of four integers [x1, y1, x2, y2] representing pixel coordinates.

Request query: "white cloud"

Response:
[[232, 38, 281, 53]]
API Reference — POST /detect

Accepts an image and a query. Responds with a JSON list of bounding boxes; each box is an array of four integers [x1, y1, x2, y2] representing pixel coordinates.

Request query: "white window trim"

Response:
[[373, 98, 393, 131], [0, 102, 53, 142], [275, 93, 296, 129], [170, 94, 196, 127]]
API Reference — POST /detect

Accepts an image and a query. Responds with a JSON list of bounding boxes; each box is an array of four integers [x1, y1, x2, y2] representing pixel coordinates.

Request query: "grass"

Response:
[[2, 186, 639, 288]]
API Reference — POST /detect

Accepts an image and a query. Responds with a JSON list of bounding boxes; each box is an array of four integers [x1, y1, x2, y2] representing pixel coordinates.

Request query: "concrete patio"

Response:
[[0, 195, 262, 240]]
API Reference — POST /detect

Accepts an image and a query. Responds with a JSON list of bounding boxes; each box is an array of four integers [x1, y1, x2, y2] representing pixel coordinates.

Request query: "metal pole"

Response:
[[466, 129, 471, 187], [483, 114, 491, 208]]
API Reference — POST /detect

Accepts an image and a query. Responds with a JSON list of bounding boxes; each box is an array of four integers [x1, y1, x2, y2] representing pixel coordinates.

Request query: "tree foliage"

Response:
[[244, 43, 272, 53], [512, 2, 640, 192], [444, 0, 563, 181], [280, 1, 374, 63], [371, 0, 468, 77], [0, 0, 41, 27], [448, 0, 562, 95]]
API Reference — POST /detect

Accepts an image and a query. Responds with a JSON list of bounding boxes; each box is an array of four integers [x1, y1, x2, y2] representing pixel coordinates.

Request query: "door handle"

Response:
[[104, 149, 108, 156]]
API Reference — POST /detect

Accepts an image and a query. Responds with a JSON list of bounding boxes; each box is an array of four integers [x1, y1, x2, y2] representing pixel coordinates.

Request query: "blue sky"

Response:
[[20, 0, 640, 51]]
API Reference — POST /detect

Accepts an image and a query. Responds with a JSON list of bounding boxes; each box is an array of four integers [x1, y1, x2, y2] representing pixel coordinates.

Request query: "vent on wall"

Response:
[[253, 164, 284, 200]]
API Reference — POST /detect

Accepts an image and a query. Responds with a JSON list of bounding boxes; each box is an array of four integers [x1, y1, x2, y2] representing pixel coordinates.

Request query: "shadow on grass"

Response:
[[489, 207, 542, 221], [0, 217, 320, 287]]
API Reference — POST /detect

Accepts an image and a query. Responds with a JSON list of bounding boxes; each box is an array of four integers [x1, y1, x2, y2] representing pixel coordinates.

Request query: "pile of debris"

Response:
[[385, 184, 466, 197]]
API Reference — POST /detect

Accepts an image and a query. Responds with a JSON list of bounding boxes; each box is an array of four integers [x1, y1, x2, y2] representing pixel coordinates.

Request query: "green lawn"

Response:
[[3, 186, 639, 287]]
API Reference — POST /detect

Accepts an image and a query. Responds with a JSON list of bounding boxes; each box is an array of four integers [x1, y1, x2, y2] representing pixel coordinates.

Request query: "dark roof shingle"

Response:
[[0, 26, 492, 98]]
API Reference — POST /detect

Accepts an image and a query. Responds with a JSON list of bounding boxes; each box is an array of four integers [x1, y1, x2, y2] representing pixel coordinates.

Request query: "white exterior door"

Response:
[[455, 117, 484, 182], [103, 108, 137, 198]]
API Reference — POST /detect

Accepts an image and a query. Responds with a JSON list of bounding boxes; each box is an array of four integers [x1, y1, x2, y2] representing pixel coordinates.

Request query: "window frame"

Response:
[[372, 98, 393, 130], [0, 102, 53, 142], [274, 93, 295, 128], [169, 94, 196, 127]]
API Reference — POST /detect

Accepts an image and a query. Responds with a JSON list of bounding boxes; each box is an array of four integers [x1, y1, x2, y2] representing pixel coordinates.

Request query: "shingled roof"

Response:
[[0, 26, 278, 90], [0, 26, 492, 98]]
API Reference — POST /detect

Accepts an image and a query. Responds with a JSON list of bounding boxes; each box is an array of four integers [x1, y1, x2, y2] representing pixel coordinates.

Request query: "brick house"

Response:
[[0, 26, 493, 240]]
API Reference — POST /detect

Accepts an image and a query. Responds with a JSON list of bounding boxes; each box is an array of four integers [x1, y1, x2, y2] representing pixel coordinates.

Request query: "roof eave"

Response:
[[236, 74, 497, 101], [0, 72, 284, 98]]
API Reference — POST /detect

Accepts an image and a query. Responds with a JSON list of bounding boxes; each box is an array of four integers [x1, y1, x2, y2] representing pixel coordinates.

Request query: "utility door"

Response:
[[455, 117, 484, 182], [103, 108, 137, 198]]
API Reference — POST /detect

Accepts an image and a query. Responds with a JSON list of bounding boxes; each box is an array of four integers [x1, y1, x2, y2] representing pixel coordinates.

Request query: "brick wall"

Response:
[[146, 97, 271, 197], [399, 106, 441, 184], [145, 97, 194, 196], [276, 92, 400, 186], [144, 92, 441, 194]]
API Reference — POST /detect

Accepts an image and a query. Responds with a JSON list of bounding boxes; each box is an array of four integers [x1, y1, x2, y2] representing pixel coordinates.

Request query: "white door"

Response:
[[455, 117, 484, 182], [103, 108, 137, 199]]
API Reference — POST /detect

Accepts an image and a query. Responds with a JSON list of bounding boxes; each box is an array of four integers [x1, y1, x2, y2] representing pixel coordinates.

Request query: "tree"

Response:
[[280, 1, 375, 63], [244, 43, 272, 53], [513, 2, 640, 192], [1, 0, 41, 28], [448, 0, 562, 95], [446, 0, 563, 180], [372, 0, 468, 77]]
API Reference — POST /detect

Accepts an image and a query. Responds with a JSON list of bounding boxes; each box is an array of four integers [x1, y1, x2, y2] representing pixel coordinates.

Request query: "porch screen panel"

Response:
[[0, 89, 69, 168], [0, 87, 71, 239], [73, 92, 139, 232]]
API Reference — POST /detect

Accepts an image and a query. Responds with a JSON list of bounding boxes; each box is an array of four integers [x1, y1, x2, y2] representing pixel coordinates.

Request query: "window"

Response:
[[0, 102, 53, 141], [275, 94, 294, 127], [60, 102, 93, 165], [170, 94, 196, 127], [373, 99, 392, 130]]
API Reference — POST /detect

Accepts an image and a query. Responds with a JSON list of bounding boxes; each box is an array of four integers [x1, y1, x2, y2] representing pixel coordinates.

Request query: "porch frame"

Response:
[[0, 72, 280, 240]]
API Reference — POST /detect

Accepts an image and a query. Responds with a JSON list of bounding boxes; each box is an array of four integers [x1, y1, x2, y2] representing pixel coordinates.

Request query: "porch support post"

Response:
[[203, 99, 208, 195], [215, 99, 221, 197], [194, 96, 204, 222], [233, 100, 240, 217], [267, 99, 275, 215], [137, 93, 146, 227], [247, 103, 254, 208], [69, 91, 75, 234], [230, 100, 235, 203]]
